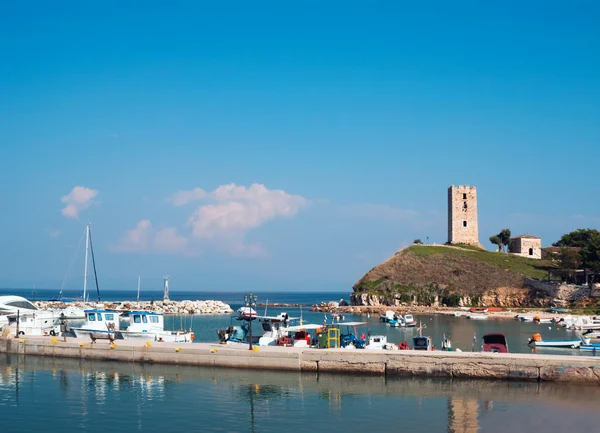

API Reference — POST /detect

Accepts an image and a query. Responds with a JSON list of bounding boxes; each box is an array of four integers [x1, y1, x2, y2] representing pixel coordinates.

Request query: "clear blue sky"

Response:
[[0, 1, 598, 292]]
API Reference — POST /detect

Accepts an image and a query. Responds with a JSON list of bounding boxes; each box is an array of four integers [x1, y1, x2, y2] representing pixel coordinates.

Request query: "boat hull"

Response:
[[530, 340, 582, 348], [72, 328, 117, 340]]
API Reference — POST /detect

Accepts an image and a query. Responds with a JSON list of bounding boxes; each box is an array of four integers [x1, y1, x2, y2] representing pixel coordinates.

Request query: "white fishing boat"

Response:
[[570, 317, 600, 331], [118, 311, 194, 343], [528, 333, 589, 348], [52, 304, 86, 320], [404, 314, 417, 327], [71, 309, 120, 340], [466, 313, 488, 320], [365, 335, 397, 350], [379, 310, 397, 323], [236, 307, 258, 318], [218, 311, 313, 347]]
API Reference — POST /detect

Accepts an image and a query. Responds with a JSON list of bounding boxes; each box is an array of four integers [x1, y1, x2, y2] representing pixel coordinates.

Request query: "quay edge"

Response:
[[1, 337, 599, 384]]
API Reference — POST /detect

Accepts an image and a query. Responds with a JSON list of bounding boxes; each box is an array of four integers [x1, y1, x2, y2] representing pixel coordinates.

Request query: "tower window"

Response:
[[462, 193, 467, 199], [463, 221, 468, 228], [529, 248, 533, 256], [463, 202, 468, 209]]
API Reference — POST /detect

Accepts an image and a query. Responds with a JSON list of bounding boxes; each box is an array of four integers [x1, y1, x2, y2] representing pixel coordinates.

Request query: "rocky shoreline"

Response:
[[34, 299, 234, 315], [310, 302, 575, 320]]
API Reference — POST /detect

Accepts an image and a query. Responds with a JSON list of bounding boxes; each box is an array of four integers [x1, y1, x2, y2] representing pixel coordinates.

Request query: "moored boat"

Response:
[[118, 311, 194, 343], [482, 333, 509, 353], [412, 335, 433, 350], [0, 295, 59, 336], [580, 343, 600, 352], [71, 309, 120, 341], [528, 333, 588, 348], [466, 313, 488, 320], [404, 314, 417, 327], [365, 335, 397, 350], [379, 310, 396, 323]]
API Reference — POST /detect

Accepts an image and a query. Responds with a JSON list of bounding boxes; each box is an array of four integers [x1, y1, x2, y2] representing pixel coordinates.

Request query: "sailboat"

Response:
[[70, 224, 117, 340], [51, 224, 102, 320]]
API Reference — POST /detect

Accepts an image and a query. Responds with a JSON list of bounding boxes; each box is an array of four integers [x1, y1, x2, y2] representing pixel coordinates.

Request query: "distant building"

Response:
[[541, 246, 581, 260], [448, 185, 480, 246], [509, 235, 541, 259]]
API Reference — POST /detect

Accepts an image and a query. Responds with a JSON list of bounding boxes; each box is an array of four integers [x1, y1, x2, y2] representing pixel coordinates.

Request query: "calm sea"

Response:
[[1, 354, 599, 433]]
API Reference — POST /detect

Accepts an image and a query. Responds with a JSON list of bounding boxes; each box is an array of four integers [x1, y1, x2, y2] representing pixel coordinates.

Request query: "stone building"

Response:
[[509, 234, 541, 259], [448, 185, 480, 246]]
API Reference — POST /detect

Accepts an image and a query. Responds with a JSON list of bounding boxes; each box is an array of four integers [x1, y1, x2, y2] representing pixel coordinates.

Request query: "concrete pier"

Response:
[[1, 337, 599, 384]]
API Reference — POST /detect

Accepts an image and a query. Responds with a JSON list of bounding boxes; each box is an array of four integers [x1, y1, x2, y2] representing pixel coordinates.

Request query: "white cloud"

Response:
[[154, 227, 189, 253], [167, 188, 207, 206], [112, 220, 190, 254], [189, 183, 308, 238], [61, 186, 99, 219], [112, 220, 152, 252], [115, 183, 308, 257]]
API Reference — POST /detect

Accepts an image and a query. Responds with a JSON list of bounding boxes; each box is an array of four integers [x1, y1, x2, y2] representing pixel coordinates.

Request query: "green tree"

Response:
[[555, 247, 582, 282], [553, 229, 600, 248], [489, 235, 502, 252], [413, 239, 423, 245], [553, 229, 600, 285], [499, 229, 511, 252], [580, 233, 600, 283], [489, 229, 511, 252]]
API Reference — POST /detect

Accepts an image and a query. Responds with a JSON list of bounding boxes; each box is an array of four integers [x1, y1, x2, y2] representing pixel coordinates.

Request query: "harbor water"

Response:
[[2, 354, 600, 433]]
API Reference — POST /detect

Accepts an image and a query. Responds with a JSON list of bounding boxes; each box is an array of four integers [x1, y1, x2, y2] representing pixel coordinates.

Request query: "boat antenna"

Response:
[[88, 224, 101, 302], [264, 299, 268, 317], [417, 321, 426, 337]]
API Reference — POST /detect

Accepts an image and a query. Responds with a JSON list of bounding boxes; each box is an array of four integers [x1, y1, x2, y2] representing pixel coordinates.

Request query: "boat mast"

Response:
[[83, 223, 90, 302], [137, 276, 141, 302], [88, 225, 101, 302]]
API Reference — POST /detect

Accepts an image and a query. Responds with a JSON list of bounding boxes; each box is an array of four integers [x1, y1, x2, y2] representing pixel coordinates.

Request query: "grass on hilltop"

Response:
[[408, 245, 554, 280]]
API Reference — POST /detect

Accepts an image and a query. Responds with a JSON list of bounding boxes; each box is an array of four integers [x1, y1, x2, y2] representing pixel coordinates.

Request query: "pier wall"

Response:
[[1, 338, 599, 384]]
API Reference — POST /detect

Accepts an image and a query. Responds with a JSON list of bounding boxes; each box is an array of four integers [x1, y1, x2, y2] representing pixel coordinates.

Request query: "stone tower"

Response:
[[448, 185, 479, 246]]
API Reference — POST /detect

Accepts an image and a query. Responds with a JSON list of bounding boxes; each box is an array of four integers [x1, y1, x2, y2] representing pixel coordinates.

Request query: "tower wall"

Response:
[[448, 185, 479, 245]]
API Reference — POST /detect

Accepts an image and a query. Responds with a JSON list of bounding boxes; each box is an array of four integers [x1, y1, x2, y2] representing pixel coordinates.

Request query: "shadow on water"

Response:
[[1, 353, 600, 433]]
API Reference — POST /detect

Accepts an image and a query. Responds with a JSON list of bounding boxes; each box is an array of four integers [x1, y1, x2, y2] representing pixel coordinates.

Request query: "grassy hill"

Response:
[[352, 244, 555, 306]]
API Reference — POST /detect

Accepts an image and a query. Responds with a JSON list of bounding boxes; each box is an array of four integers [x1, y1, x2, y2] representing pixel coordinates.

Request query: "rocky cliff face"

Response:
[[350, 287, 552, 308]]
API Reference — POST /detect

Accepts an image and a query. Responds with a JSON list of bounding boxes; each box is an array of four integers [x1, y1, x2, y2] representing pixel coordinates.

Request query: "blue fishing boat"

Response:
[[579, 343, 600, 352]]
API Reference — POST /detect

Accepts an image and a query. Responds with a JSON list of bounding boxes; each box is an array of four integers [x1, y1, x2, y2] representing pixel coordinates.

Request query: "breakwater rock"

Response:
[[258, 303, 307, 308], [34, 300, 234, 315]]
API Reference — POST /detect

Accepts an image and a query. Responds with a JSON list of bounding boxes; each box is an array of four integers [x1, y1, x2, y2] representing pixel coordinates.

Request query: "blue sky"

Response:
[[0, 1, 598, 292]]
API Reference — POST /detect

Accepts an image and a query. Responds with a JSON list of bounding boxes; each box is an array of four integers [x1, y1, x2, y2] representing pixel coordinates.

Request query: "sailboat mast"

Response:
[[83, 223, 90, 301], [137, 276, 141, 302]]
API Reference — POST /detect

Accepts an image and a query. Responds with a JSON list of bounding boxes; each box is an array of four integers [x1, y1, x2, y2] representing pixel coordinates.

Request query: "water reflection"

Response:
[[2, 355, 600, 433], [448, 397, 479, 433]]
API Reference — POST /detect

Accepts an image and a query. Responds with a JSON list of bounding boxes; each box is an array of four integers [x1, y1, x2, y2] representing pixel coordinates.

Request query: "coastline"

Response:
[[311, 304, 579, 320]]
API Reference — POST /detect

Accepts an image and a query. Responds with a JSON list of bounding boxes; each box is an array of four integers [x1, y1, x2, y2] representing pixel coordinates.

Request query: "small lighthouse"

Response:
[[163, 275, 171, 301]]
